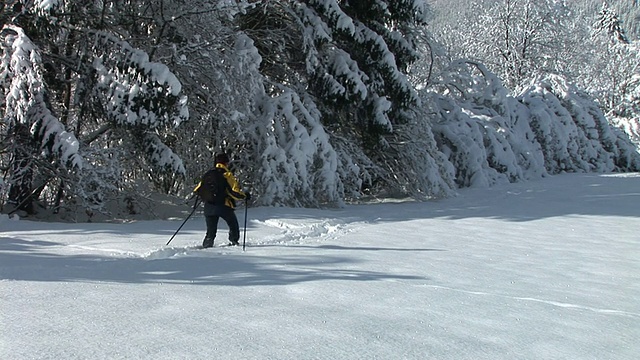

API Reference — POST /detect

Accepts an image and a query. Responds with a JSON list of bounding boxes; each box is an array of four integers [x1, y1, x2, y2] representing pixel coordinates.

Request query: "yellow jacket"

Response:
[[193, 163, 246, 209]]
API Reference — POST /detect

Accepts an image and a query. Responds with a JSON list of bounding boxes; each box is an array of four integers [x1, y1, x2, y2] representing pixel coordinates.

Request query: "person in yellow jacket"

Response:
[[193, 152, 250, 248]]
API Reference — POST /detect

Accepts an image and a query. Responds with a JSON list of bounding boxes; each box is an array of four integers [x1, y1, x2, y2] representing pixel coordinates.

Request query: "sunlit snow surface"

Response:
[[1, 173, 638, 359]]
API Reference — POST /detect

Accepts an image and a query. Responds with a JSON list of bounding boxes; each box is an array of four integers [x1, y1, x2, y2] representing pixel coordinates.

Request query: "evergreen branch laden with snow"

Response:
[[1, 25, 81, 168]]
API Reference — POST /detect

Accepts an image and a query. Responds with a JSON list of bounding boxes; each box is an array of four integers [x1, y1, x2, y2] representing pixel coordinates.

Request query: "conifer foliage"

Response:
[[1, 25, 81, 214], [593, 2, 630, 44], [297, 0, 426, 142], [235, 0, 451, 204], [1, 1, 187, 216]]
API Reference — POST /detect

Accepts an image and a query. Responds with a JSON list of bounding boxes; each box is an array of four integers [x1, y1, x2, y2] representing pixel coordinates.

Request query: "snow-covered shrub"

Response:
[[520, 75, 640, 172], [428, 61, 640, 188], [429, 61, 544, 187]]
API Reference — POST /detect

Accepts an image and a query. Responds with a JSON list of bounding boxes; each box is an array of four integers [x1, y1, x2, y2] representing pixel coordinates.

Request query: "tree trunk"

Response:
[[7, 124, 36, 214]]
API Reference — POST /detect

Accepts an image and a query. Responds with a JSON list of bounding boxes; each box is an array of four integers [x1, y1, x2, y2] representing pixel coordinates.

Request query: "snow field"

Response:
[[1, 173, 639, 359]]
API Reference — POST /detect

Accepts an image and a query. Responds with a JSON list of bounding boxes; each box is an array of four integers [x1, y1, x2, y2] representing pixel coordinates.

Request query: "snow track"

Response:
[[122, 216, 355, 260], [251, 218, 352, 245]]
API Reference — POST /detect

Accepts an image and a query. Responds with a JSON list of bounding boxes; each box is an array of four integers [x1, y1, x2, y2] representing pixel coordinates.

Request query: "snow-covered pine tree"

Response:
[[593, 2, 630, 44], [608, 45, 640, 152], [236, 1, 453, 201], [586, 2, 638, 111], [0, 25, 82, 214], [297, 0, 425, 144], [119, 1, 263, 192], [1, 1, 188, 217], [230, 2, 348, 206]]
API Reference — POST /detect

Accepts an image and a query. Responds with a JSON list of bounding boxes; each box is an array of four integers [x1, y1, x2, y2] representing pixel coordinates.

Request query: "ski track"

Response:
[[67, 244, 139, 257], [137, 218, 354, 260], [249, 218, 352, 245], [142, 245, 204, 260], [413, 283, 640, 319], [2, 214, 358, 261]]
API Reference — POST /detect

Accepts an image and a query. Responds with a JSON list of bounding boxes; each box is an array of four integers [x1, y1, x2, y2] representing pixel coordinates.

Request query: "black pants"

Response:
[[204, 206, 240, 245]]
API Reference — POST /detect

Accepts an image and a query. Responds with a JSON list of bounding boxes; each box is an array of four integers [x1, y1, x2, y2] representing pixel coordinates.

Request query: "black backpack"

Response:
[[196, 168, 228, 204]]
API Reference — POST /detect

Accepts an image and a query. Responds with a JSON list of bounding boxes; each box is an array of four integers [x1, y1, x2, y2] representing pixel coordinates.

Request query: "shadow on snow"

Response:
[[0, 237, 428, 286], [256, 173, 640, 223]]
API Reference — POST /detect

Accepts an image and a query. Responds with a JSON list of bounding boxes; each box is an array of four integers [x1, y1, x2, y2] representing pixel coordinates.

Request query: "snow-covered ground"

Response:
[[1, 173, 638, 360]]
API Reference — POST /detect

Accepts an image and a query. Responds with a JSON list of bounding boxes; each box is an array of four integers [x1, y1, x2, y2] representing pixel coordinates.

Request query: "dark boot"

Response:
[[202, 238, 214, 248]]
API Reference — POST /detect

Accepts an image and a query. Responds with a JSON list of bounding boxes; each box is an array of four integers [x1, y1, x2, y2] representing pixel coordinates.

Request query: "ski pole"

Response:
[[166, 197, 200, 246], [242, 198, 249, 251]]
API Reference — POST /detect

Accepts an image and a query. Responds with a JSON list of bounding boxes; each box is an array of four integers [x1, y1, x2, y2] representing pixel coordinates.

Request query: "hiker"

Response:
[[193, 152, 250, 248]]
